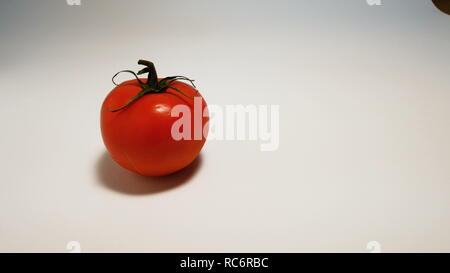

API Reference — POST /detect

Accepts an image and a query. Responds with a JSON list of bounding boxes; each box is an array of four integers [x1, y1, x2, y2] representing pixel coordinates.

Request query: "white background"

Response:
[[0, 0, 449, 252]]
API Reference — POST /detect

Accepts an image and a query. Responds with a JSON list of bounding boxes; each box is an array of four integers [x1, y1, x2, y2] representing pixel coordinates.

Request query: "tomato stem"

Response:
[[137, 60, 158, 88], [106, 60, 196, 112]]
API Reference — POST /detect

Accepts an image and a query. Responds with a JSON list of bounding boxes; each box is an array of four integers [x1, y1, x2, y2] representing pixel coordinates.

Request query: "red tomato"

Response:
[[101, 61, 208, 176]]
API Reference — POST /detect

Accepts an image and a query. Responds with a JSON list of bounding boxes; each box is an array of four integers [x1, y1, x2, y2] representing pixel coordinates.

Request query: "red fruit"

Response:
[[101, 60, 208, 176]]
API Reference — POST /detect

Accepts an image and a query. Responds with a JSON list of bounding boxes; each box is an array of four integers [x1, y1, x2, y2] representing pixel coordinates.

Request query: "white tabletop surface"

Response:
[[0, 0, 449, 252]]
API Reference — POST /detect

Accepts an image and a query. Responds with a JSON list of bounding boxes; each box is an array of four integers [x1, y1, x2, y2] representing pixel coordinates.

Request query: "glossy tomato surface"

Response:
[[101, 78, 208, 176]]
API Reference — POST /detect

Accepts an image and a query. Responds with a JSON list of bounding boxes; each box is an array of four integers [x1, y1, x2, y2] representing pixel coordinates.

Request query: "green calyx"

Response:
[[107, 60, 196, 112]]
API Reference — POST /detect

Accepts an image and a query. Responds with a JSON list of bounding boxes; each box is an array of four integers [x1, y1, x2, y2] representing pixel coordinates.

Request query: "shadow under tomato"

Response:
[[96, 151, 202, 195]]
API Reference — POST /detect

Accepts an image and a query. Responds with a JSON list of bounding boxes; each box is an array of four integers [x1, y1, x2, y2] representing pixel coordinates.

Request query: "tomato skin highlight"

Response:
[[101, 78, 208, 176]]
